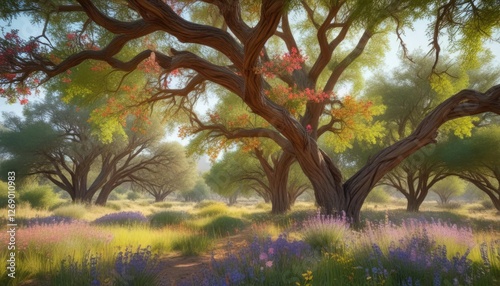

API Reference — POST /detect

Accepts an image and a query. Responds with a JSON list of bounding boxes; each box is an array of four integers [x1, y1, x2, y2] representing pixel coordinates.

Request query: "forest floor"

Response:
[[158, 228, 256, 286]]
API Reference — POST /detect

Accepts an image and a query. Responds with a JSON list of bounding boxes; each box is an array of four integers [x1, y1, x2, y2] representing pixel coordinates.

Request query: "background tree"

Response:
[[437, 126, 500, 211], [132, 142, 197, 202], [204, 150, 262, 205], [0, 94, 167, 204], [180, 178, 211, 203], [364, 54, 500, 212], [431, 176, 467, 205], [1, 0, 499, 221], [205, 148, 311, 211]]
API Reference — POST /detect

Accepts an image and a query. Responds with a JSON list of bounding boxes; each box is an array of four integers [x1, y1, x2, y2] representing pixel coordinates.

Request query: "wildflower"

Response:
[[259, 252, 268, 261], [265, 260, 273, 268]]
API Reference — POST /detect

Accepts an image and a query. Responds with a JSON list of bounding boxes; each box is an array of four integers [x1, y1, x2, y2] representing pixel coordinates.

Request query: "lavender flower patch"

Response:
[[52, 251, 101, 286], [368, 230, 477, 286], [182, 234, 314, 286], [92, 211, 148, 226], [52, 246, 160, 285], [24, 215, 74, 227], [114, 245, 161, 285]]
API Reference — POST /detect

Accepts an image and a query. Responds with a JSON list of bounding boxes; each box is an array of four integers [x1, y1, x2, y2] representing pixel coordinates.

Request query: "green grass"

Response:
[[172, 235, 213, 256], [196, 202, 229, 217], [52, 204, 88, 219], [1, 198, 498, 285], [202, 215, 248, 237], [150, 210, 190, 228]]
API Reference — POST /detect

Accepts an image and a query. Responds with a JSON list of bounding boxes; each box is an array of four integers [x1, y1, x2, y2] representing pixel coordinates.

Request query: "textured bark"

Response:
[[254, 149, 294, 214], [342, 85, 500, 222]]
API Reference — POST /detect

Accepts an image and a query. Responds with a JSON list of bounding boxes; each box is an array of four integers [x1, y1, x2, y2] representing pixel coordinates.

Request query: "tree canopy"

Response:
[[0, 94, 168, 204], [1, 0, 499, 221]]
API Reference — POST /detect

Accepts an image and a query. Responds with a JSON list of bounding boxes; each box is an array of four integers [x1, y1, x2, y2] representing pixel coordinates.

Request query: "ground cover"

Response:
[[0, 199, 498, 285]]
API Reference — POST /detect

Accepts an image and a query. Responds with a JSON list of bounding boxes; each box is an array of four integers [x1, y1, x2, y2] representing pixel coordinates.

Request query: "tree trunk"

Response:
[[95, 185, 115, 206], [405, 195, 425, 212]]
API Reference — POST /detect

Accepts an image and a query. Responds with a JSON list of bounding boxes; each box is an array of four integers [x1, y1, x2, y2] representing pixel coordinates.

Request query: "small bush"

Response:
[[481, 200, 494, 210], [93, 211, 148, 226], [150, 211, 189, 228], [301, 214, 351, 253], [107, 202, 121, 211], [255, 202, 271, 210], [172, 235, 212, 256], [19, 185, 58, 209], [126, 191, 141, 201], [197, 203, 228, 217], [365, 189, 391, 204], [202, 216, 247, 236], [194, 200, 221, 209], [53, 204, 87, 219]]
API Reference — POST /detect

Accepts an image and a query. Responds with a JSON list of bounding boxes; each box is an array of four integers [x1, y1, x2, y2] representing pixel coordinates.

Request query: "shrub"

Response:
[[194, 200, 221, 209], [172, 235, 213, 256], [19, 185, 58, 209], [53, 204, 87, 219], [107, 202, 121, 211], [197, 203, 228, 217], [182, 235, 313, 285], [126, 191, 141, 201], [365, 188, 391, 204], [93, 211, 148, 226], [480, 200, 494, 210], [202, 216, 247, 237], [301, 213, 351, 253], [150, 211, 189, 228]]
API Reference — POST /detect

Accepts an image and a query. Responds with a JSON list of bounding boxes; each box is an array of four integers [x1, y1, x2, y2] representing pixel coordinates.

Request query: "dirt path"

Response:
[[157, 228, 256, 286]]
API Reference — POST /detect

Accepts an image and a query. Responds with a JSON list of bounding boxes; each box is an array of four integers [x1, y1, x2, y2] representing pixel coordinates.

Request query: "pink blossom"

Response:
[[265, 260, 273, 268], [259, 252, 268, 261], [268, 247, 274, 255]]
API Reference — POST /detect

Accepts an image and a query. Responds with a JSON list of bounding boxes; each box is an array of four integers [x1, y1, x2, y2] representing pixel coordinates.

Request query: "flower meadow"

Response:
[[0, 203, 498, 285]]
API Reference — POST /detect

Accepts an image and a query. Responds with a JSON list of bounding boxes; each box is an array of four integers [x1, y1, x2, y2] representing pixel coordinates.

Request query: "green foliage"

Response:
[[153, 202, 173, 209], [126, 191, 140, 201], [107, 202, 121, 211], [202, 216, 248, 237], [196, 202, 228, 217], [150, 211, 190, 228], [0, 182, 9, 209], [172, 235, 213, 256], [19, 185, 58, 209], [52, 204, 87, 219], [365, 188, 392, 204], [480, 200, 494, 210], [180, 179, 210, 202], [431, 177, 467, 205]]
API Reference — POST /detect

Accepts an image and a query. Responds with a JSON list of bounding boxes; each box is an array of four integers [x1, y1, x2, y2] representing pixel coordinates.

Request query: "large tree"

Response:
[[0, 94, 167, 204], [1, 0, 499, 222]]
